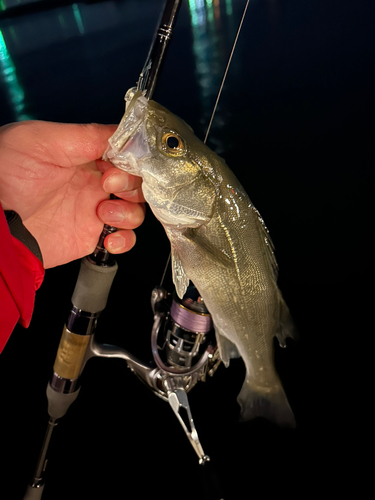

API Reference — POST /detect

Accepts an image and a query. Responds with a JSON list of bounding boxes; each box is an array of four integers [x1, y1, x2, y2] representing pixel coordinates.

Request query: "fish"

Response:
[[104, 88, 296, 427]]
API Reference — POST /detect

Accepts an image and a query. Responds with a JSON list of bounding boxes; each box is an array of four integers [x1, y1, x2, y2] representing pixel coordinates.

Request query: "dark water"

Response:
[[0, 1, 373, 499]]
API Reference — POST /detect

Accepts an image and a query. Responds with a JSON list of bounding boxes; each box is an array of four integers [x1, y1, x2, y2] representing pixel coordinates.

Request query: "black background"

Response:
[[0, 1, 373, 498]]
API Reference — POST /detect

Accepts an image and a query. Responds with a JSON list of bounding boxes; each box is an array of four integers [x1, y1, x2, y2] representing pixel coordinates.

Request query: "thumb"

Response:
[[2, 121, 117, 167]]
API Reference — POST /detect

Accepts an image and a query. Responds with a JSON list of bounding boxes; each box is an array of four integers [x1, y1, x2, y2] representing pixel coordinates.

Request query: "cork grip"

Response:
[[53, 326, 90, 379]]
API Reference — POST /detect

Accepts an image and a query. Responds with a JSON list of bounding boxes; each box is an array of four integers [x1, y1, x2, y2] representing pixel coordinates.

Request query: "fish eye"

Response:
[[167, 135, 179, 149], [161, 132, 185, 156]]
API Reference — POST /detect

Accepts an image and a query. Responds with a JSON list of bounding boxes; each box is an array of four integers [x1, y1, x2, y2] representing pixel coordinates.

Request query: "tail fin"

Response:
[[237, 378, 296, 428]]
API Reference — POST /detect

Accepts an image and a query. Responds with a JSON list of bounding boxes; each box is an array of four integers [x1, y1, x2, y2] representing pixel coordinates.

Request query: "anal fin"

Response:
[[215, 326, 240, 367]]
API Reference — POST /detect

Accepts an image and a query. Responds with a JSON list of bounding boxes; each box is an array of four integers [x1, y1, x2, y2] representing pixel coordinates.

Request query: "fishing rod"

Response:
[[23, 2, 182, 498], [23, 1, 249, 499]]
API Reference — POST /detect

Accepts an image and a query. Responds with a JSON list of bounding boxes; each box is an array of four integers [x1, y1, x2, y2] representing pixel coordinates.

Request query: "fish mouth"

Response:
[[104, 147, 139, 175], [103, 91, 150, 176]]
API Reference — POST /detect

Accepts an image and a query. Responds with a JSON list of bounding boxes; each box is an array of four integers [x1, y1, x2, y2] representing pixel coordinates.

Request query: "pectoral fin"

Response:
[[184, 229, 234, 269], [171, 248, 189, 299]]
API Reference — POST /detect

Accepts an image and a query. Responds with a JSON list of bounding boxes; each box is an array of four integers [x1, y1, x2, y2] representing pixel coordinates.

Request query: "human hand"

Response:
[[0, 121, 145, 268]]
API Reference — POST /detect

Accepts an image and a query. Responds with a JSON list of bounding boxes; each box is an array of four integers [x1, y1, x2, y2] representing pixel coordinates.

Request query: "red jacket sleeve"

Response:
[[0, 205, 45, 353]]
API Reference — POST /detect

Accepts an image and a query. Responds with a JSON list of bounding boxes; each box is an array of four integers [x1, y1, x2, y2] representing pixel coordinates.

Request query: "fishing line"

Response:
[[160, 251, 171, 287], [204, 0, 250, 144], [160, 0, 250, 287]]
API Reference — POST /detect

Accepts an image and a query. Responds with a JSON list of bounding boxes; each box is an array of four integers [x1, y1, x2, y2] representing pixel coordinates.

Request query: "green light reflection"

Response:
[[58, 14, 66, 29], [225, 0, 233, 17], [188, 0, 198, 27], [187, 0, 235, 140], [188, 0, 207, 27], [0, 30, 31, 121], [72, 3, 85, 35], [206, 0, 214, 24]]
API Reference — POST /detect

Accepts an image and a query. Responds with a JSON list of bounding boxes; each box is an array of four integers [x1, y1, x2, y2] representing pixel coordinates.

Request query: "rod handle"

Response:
[[71, 257, 118, 313], [46, 383, 81, 419]]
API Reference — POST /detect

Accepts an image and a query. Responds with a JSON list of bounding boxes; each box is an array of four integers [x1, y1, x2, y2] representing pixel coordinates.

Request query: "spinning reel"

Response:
[[85, 281, 222, 463], [88, 281, 222, 464], [141, 283, 221, 461]]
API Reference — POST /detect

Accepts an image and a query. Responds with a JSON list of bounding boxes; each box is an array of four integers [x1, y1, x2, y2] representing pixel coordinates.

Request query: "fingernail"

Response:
[[100, 202, 125, 222], [104, 172, 128, 193], [107, 234, 126, 250], [120, 188, 138, 200]]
